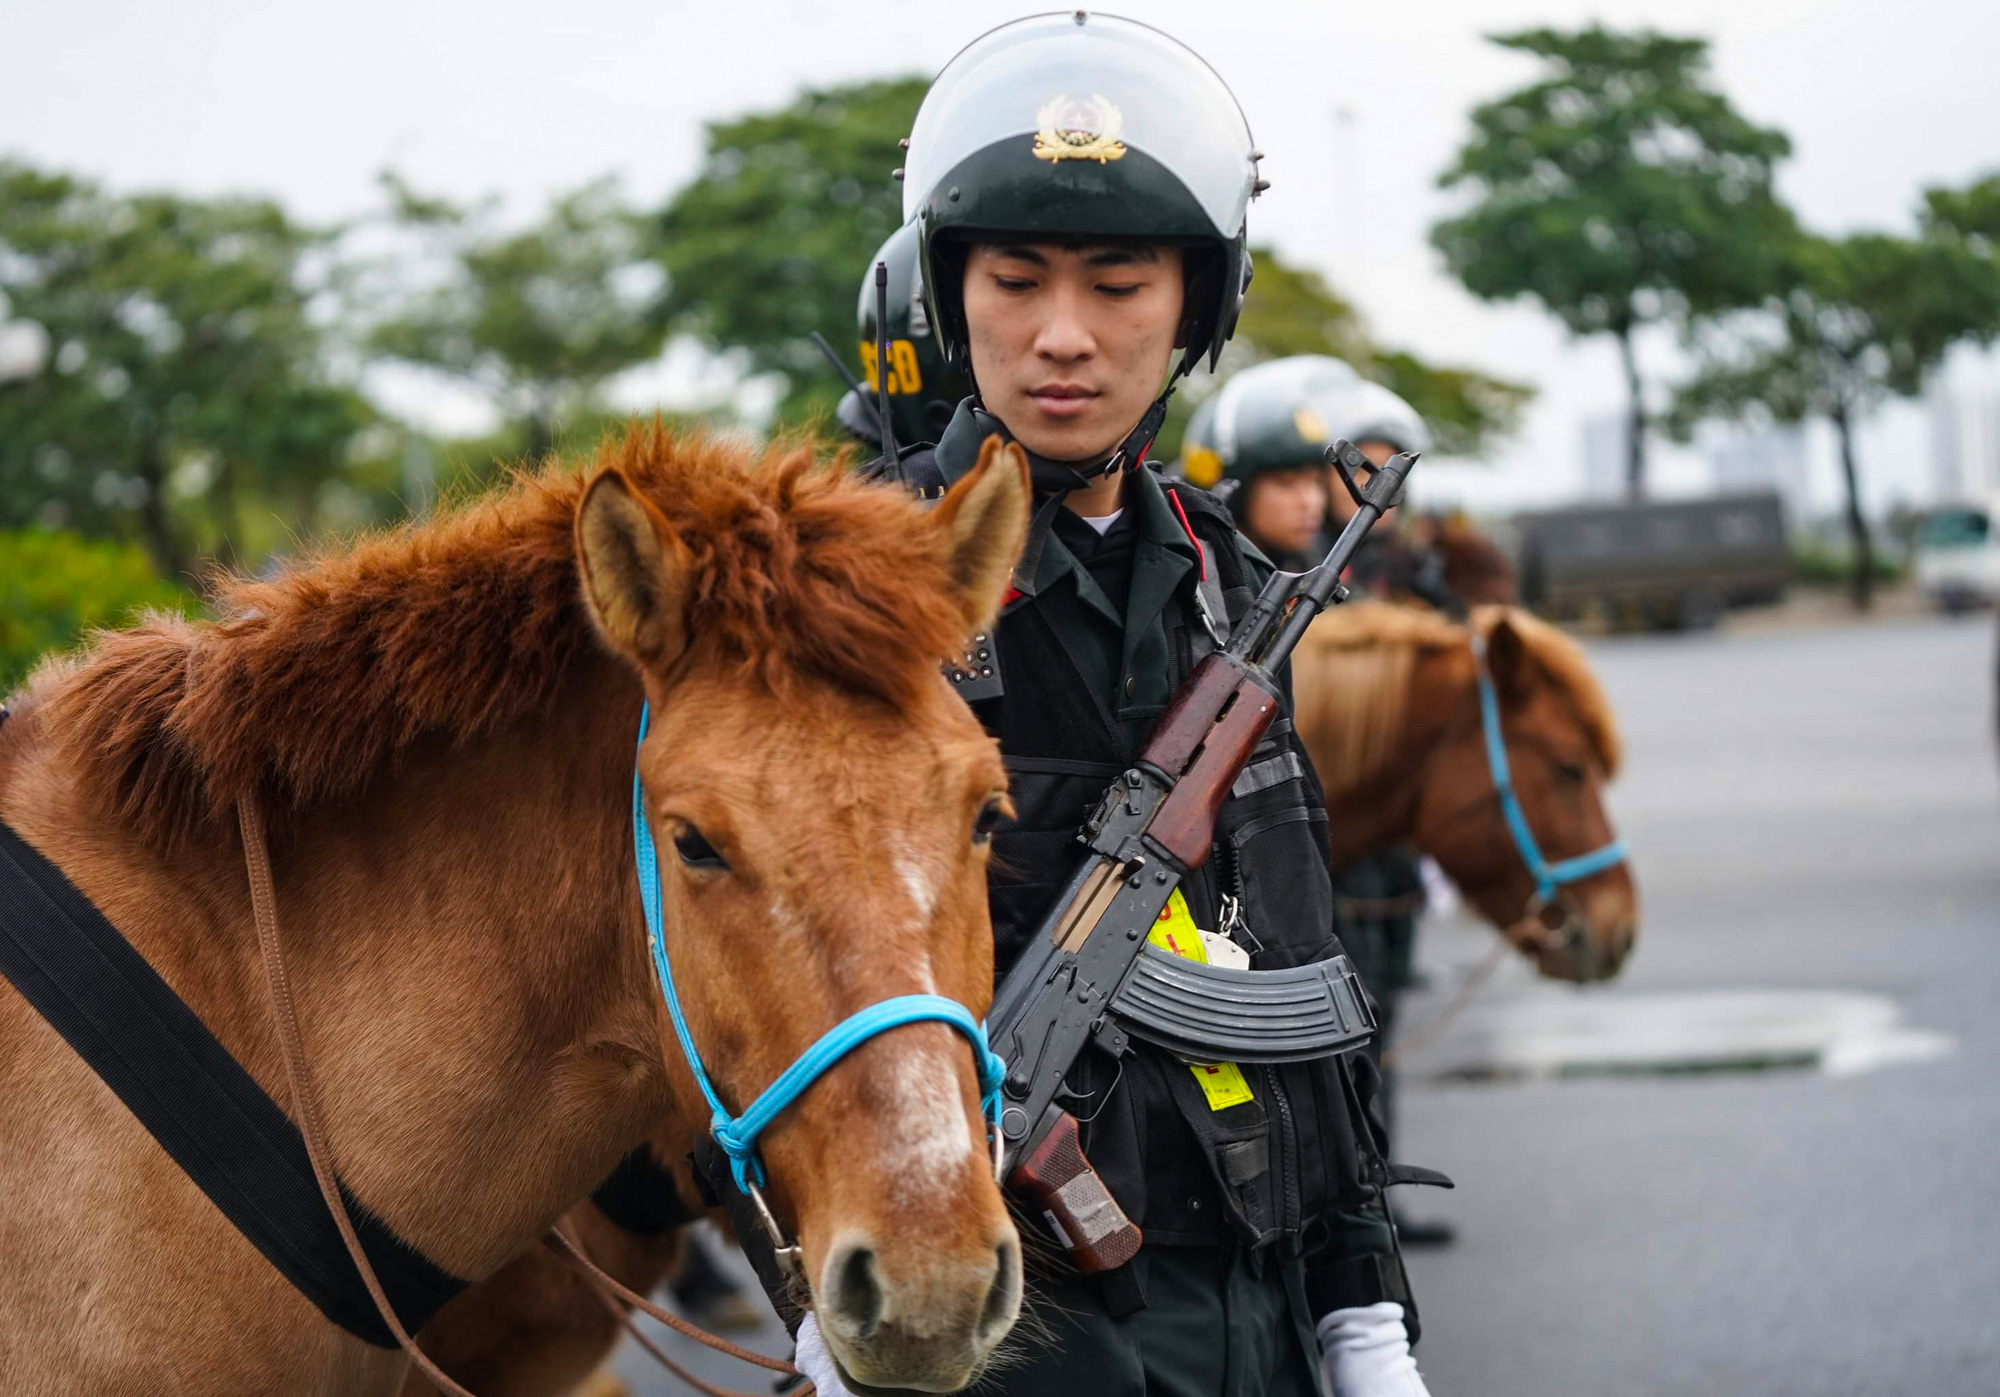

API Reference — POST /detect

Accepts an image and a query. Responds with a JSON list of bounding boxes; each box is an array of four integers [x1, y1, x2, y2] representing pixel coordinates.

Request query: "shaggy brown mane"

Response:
[[37, 423, 972, 847], [1291, 602, 1622, 796]]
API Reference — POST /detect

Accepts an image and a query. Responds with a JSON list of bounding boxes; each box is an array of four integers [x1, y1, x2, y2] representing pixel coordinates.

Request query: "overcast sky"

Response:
[[5, 0, 1998, 513]]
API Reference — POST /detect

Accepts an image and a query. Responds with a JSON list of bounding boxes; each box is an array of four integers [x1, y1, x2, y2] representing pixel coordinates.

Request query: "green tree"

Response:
[[1923, 172, 2000, 246], [0, 162, 366, 579], [1433, 25, 1795, 498], [651, 77, 926, 425], [1673, 230, 2000, 608], [368, 174, 666, 462]]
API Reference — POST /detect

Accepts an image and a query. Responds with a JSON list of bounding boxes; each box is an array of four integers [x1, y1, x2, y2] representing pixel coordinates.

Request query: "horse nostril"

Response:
[[1615, 919, 1638, 965], [977, 1235, 1023, 1347], [823, 1241, 885, 1342]]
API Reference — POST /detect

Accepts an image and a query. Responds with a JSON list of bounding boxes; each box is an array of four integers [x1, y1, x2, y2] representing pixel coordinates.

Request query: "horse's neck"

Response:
[[7, 653, 669, 1280], [1319, 643, 1472, 868], [280, 654, 669, 1276]]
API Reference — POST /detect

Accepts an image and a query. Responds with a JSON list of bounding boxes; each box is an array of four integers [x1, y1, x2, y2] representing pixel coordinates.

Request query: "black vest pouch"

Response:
[[1159, 1060, 1281, 1249]]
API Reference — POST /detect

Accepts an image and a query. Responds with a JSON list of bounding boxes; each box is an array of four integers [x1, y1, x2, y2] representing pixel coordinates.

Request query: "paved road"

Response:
[[1400, 612, 2000, 1397], [617, 611, 2000, 1396]]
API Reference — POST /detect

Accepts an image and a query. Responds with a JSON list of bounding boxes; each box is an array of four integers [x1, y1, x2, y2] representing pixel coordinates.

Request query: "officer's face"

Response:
[[1325, 437, 1401, 531], [961, 241, 1185, 463], [1243, 465, 1328, 557]]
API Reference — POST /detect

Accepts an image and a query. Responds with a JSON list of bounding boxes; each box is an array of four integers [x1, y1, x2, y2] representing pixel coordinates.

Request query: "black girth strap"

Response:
[[590, 1146, 699, 1238], [0, 818, 468, 1347]]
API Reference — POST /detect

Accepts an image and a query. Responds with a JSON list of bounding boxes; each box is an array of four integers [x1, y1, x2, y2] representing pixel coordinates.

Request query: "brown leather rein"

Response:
[[236, 793, 808, 1397]]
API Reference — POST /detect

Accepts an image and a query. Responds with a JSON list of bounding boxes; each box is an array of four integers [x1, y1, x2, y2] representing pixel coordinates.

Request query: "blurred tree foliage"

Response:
[[652, 76, 924, 427], [1923, 173, 2000, 246], [368, 174, 666, 462], [1673, 219, 2000, 608], [0, 161, 369, 580], [0, 529, 193, 692], [1159, 249, 1535, 461], [1433, 25, 1796, 498]]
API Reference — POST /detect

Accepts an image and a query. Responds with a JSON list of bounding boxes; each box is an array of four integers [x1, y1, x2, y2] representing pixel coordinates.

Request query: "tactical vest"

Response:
[[907, 451, 1386, 1256]]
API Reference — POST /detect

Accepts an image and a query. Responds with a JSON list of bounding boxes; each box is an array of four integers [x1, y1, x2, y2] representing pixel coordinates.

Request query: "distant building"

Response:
[[1581, 412, 1629, 502], [1928, 383, 2000, 502], [1706, 423, 1810, 519]]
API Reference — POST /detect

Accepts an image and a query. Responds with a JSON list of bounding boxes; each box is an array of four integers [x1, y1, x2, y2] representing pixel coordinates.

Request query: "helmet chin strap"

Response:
[[971, 390, 1176, 496]]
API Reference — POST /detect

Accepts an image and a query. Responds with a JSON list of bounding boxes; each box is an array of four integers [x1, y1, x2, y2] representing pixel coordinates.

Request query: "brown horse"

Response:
[[1292, 601, 1636, 981], [0, 425, 1032, 1395], [393, 611, 1637, 1397]]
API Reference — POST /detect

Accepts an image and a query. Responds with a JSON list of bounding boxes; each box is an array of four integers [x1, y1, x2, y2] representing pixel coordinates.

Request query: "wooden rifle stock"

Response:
[[1141, 662, 1283, 870], [1008, 1109, 1142, 1274]]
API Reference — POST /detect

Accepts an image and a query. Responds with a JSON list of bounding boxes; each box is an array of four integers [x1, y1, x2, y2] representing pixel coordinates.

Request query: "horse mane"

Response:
[[1483, 605, 1622, 777], [37, 423, 973, 847], [1290, 602, 1621, 797]]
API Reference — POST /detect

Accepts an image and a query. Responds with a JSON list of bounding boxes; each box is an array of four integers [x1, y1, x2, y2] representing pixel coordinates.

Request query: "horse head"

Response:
[[575, 435, 1030, 1392], [1411, 608, 1637, 982], [1298, 602, 1637, 985]]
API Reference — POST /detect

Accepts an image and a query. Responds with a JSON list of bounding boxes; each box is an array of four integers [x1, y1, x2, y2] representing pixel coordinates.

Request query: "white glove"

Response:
[[793, 1311, 855, 1397], [1319, 1301, 1432, 1397], [1417, 855, 1459, 921]]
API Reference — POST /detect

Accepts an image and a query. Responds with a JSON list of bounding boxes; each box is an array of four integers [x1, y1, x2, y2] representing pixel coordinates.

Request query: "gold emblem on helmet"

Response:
[[1033, 94, 1128, 164], [1182, 445, 1223, 489], [1293, 407, 1330, 443]]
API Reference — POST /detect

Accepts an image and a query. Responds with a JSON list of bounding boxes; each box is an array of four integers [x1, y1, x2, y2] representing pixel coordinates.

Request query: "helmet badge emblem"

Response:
[[1033, 94, 1128, 164], [1293, 407, 1330, 442]]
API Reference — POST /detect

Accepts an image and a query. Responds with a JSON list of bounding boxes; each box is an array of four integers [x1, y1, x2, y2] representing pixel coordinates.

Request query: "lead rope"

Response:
[[542, 1228, 806, 1387], [236, 794, 806, 1397], [237, 793, 481, 1397]]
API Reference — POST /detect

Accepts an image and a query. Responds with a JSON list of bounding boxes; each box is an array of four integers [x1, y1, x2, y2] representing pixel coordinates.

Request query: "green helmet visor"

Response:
[[903, 13, 1255, 238], [854, 220, 970, 447], [1181, 355, 1363, 488]]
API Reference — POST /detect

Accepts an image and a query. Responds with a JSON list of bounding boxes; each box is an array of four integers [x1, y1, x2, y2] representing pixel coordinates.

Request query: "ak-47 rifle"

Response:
[[988, 439, 1417, 1273]]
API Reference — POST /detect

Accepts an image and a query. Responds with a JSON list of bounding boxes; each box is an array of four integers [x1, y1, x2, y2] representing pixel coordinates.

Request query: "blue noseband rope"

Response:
[[1471, 635, 1628, 903], [631, 704, 1007, 1199]]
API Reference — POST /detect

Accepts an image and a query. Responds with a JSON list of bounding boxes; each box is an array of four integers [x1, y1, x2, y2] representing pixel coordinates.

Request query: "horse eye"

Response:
[[673, 825, 728, 870], [1553, 761, 1587, 786], [973, 799, 1007, 844]]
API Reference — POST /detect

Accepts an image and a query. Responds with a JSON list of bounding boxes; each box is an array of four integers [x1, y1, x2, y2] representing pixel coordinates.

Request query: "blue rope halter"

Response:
[[1471, 634, 1628, 902], [631, 705, 1007, 1204]]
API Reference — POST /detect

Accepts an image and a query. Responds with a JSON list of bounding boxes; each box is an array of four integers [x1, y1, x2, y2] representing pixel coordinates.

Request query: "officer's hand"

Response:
[[1318, 1301, 1432, 1397], [793, 1311, 856, 1397]]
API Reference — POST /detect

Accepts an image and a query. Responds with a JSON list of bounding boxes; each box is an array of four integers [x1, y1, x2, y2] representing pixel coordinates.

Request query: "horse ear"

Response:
[[576, 468, 689, 669], [1485, 610, 1538, 703], [933, 436, 1031, 634]]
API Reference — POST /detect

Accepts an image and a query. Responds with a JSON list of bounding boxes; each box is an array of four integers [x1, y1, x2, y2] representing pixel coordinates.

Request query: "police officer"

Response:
[[1179, 355, 1359, 572], [779, 17, 1435, 1397], [1314, 380, 1458, 617], [834, 220, 971, 454]]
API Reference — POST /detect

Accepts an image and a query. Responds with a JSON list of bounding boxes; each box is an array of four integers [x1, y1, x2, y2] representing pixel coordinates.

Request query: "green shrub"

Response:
[[1790, 539, 1902, 587], [1, 531, 195, 693]]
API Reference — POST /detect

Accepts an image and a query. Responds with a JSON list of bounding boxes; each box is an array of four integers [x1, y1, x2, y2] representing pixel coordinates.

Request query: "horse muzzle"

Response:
[[817, 1224, 1023, 1393]]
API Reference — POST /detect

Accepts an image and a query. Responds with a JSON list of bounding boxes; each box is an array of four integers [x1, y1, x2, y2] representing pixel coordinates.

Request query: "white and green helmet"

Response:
[[902, 11, 1263, 383], [1178, 355, 1362, 490], [1332, 379, 1433, 458]]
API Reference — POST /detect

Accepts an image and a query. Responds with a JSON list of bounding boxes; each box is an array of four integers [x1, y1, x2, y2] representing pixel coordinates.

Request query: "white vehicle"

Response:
[[1913, 501, 2000, 611]]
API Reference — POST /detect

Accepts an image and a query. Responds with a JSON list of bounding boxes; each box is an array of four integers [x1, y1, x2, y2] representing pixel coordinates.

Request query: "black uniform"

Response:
[[893, 404, 1407, 1395]]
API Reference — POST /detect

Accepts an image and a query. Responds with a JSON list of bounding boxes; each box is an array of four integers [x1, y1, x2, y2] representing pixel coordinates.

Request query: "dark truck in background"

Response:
[[1513, 491, 1789, 631]]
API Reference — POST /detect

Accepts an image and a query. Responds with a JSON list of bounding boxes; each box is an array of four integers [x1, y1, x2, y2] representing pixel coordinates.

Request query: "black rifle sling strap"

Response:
[[0, 816, 467, 1347]]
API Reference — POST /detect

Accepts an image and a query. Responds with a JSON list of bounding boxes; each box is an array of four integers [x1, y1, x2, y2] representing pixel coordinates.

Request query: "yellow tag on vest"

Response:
[[1148, 891, 1256, 1111]]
